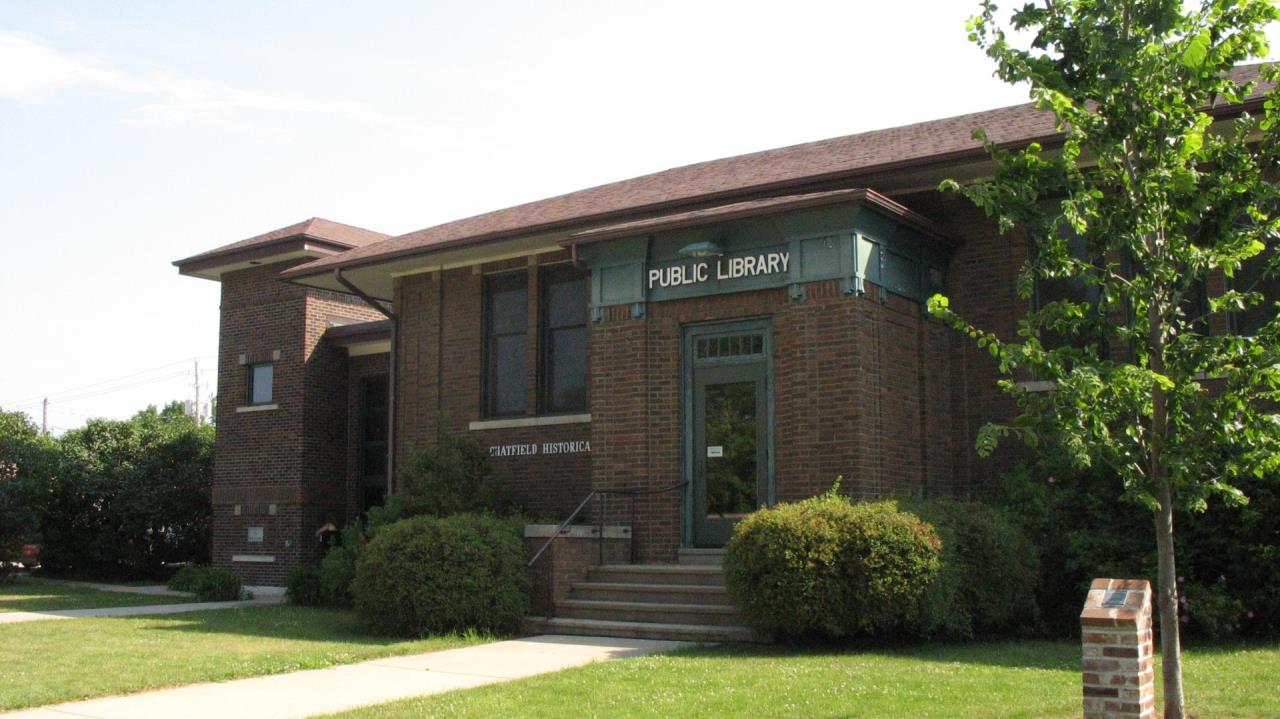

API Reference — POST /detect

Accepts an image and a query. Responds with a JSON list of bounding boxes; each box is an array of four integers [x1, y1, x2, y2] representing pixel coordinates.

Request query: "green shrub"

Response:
[[723, 490, 942, 641], [318, 526, 366, 607], [167, 565, 242, 601], [352, 513, 528, 637], [1183, 582, 1246, 640], [900, 498, 1039, 639], [376, 438, 492, 523], [166, 565, 203, 592], [285, 568, 323, 606], [999, 453, 1280, 639]]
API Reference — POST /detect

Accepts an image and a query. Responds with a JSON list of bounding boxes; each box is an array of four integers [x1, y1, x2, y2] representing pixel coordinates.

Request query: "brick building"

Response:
[[174, 76, 1270, 599]]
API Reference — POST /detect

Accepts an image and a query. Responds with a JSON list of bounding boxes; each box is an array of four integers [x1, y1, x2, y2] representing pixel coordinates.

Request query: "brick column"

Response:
[[1080, 578, 1156, 719]]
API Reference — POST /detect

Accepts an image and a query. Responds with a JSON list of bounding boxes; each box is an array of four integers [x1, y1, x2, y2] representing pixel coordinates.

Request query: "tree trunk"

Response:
[[1155, 479, 1185, 719]]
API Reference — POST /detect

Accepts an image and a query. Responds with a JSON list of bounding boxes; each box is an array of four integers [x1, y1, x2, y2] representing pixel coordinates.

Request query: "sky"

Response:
[[1, 1, 1270, 433]]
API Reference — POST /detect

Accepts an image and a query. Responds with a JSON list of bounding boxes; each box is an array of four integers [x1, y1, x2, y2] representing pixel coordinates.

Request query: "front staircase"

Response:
[[524, 548, 758, 642]]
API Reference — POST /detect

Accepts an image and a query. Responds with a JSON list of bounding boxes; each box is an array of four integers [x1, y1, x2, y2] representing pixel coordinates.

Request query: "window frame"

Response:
[[538, 264, 589, 415], [482, 270, 530, 419], [246, 362, 274, 406]]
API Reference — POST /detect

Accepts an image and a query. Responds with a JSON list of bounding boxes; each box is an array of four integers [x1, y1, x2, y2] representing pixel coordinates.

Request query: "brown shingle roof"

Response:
[[567, 188, 952, 246], [174, 217, 389, 268], [280, 63, 1269, 280]]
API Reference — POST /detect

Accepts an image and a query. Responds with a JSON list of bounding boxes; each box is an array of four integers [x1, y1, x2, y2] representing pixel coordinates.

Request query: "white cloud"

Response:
[[0, 32, 149, 99], [0, 31, 454, 146]]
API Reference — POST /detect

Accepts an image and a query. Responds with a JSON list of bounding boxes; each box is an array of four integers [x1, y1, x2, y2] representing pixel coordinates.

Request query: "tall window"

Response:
[[247, 363, 274, 405], [1032, 227, 1106, 354], [360, 374, 389, 478], [1232, 256, 1279, 336], [540, 265, 588, 413], [484, 272, 528, 417]]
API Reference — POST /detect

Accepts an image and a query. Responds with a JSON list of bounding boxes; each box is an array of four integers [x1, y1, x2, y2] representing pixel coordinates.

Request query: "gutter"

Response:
[[334, 268, 399, 499]]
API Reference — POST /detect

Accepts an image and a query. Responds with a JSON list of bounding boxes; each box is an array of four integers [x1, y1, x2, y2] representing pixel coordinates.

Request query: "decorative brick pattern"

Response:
[[1081, 578, 1156, 719]]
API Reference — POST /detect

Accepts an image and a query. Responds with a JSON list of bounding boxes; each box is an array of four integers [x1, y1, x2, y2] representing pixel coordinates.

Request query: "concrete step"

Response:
[[570, 581, 731, 605], [678, 548, 726, 566], [556, 598, 747, 627], [524, 616, 759, 643], [588, 564, 725, 587]]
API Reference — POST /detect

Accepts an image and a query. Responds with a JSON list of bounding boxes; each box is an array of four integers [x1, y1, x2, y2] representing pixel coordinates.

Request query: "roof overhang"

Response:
[[174, 236, 354, 280], [565, 188, 954, 248], [325, 319, 392, 355], [290, 232, 570, 300]]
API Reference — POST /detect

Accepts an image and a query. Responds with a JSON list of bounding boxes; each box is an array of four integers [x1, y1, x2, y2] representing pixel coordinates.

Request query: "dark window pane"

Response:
[[359, 374, 389, 478], [485, 272, 528, 417], [491, 334, 527, 416], [546, 327, 586, 412], [362, 443, 387, 477], [539, 266, 588, 413], [249, 364, 273, 404], [490, 286, 526, 334], [546, 272, 587, 327], [1234, 256, 1279, 336]]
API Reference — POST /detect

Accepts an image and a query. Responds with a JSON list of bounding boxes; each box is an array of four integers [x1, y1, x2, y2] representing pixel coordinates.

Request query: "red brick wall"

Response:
[[903, 193, 1029, 497], [589, 279, 959, 561], [393, 253, 593, 521], [212, 260, 382, 585]]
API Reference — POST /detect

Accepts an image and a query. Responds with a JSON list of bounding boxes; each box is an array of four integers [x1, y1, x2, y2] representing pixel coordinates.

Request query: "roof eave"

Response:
[[278, 94, 1268, 281]]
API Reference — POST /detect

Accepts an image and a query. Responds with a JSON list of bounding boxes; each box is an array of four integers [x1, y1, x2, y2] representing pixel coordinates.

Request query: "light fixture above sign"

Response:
[[677, 241, 724, 258]]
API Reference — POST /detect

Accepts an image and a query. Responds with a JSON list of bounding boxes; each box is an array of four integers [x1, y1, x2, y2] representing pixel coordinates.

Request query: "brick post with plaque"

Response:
[[1080, 578, 1156, 719]]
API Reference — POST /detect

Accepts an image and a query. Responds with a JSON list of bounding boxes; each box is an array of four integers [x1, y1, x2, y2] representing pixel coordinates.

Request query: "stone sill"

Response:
[[231, 554, 276, 563], [469, 413, 591, 431], [236, 404, 279, 413], [524, 524, 631, 540]]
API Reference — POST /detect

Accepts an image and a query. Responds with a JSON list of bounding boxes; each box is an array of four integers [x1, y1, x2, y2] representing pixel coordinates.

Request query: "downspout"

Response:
[[334, 268, 398, 498]]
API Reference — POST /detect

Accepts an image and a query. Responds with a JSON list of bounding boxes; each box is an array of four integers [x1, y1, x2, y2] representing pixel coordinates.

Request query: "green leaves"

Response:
[[947, 0, 1280, 519], [1181, 29, 1212, 71]]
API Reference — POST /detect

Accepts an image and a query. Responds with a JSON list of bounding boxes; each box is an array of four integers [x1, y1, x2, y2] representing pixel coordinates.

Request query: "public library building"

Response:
[[174, 75, 1274, 619]]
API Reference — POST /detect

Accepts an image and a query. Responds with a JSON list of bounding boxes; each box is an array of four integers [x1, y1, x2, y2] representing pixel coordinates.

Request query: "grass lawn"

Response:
[[0, 579, 193, 613], [323, 639, 1280, 719], [0, 604, 488, 711]]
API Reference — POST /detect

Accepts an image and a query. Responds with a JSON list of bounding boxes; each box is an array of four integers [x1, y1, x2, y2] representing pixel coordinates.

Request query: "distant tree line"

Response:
[[0, 402, 213, 579]]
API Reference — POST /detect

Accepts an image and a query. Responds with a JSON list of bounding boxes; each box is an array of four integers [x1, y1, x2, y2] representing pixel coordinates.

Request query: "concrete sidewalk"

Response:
[[0, 592, 285, 625], [0, 634, 690, 719], [37, 579, 194, 598]]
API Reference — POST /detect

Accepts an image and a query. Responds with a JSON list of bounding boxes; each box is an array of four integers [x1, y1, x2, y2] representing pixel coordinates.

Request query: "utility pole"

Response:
[[193, 359, 201, 426], [41, 397, 48, 436]]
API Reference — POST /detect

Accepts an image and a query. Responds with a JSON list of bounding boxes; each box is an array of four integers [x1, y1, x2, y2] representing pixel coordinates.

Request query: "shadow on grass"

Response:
[[142, 604, 492, 647], [661, 638, 1081, 673]]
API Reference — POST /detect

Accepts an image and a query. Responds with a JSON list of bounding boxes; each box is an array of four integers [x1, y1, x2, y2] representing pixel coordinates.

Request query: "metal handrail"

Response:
[[527, 481, 689, 568]]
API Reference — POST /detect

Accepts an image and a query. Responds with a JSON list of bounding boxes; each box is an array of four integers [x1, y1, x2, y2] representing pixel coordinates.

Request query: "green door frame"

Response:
[[682, 318, 775, 548]]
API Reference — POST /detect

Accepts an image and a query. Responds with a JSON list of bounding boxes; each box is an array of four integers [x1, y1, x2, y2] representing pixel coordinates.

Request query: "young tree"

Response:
[[930, 2, 1280, 716]]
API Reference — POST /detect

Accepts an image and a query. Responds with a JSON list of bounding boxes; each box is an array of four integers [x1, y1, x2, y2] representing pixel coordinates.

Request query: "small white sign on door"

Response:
[[706, 446, 724, 458]]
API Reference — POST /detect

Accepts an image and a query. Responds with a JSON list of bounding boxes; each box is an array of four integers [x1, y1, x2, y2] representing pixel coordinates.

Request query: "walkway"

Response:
[[1, 635, 690, 719], [0, 586, 286, 625]]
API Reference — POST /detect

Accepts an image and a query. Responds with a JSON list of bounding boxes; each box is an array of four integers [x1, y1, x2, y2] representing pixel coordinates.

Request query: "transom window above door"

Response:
[[694, 332, 766, 364]]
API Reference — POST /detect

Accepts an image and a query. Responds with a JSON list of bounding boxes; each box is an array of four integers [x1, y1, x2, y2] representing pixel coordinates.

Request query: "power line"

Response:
[[1, 356, 214, 407], [5, 371, 193, 411]]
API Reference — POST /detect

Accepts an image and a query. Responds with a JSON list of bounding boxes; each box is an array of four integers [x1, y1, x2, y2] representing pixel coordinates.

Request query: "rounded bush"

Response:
[[166, 565, 242, 601], [900, 498, 1039, 639], [318, 540, 362, 607], [352, 513, 529, 637], [724, 492, 941, 641], [285, 568, 323, 606]]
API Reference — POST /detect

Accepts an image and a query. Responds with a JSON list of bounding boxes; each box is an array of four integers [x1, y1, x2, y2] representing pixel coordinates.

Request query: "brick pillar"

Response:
[[1080, 578, 1156, 719]]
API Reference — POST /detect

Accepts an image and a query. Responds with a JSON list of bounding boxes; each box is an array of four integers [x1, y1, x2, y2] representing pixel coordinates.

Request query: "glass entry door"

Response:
[[686, 323, 772, 547]]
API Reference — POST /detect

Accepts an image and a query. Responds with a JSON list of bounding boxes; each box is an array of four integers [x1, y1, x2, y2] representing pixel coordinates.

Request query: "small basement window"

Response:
[[247, 363, 274, 405]]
